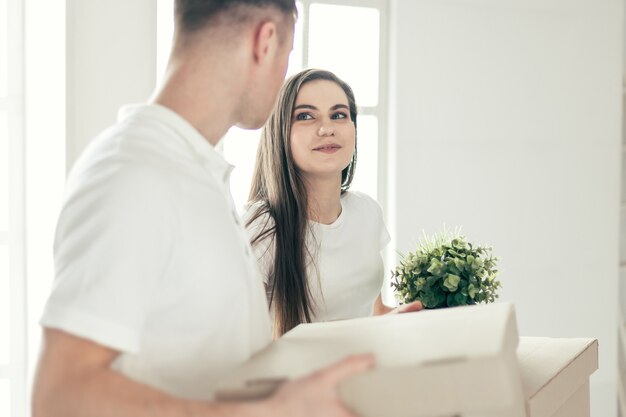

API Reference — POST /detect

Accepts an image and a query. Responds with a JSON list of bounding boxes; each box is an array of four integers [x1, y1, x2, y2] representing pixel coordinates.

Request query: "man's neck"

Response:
[[151, 48, 246, 146]]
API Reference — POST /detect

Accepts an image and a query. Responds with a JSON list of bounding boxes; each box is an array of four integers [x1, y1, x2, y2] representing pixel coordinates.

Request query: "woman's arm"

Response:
[[372, 293, 394, 315], [33, 328, 372, 417]]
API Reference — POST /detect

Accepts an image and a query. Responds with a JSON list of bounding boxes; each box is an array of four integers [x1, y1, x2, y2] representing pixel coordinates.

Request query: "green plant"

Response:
[[391, 230, 501, 308]]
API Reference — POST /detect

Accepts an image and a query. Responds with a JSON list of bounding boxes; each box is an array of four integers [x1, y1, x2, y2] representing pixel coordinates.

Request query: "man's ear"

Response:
[[253, 20, 278, 65]]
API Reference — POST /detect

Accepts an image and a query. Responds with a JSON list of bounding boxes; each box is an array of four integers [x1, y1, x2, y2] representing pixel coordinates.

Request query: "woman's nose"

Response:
[[318, 125, 335, 136]]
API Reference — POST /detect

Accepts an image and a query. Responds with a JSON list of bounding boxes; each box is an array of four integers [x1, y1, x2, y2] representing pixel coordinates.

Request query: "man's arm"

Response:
[[32, 328, 373, 417]]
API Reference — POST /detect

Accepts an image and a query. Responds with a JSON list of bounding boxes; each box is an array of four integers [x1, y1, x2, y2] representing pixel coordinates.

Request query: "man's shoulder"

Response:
[[71, 116, 196, 188], [61, 126, 194, 225]]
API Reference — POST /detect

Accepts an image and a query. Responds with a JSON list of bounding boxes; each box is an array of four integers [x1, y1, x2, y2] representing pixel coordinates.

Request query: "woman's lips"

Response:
[[313, 144, 341, 154]]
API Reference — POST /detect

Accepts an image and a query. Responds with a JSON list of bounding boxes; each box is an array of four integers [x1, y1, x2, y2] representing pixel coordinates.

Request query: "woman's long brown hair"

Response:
[[246, 69, 358, 336]]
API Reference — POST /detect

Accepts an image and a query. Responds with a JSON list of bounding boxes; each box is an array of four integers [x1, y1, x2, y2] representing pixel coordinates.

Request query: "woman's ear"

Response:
[[252, 20, 278, 65]]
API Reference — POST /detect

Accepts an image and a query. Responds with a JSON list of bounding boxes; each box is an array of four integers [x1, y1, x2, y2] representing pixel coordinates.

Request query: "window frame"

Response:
[[297, 0, 390, 206]]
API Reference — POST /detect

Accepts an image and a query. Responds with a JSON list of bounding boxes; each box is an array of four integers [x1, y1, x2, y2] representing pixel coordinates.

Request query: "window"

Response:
[[24, 3, 66, 414], [2, 1, 66, 415], [156, 0, 389, 212], [1, 0, 26, 415]]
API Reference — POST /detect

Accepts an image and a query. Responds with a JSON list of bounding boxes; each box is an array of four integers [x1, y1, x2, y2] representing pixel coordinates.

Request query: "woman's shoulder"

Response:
[[342, 190, 383, 214], [340, 190, 390, 249]]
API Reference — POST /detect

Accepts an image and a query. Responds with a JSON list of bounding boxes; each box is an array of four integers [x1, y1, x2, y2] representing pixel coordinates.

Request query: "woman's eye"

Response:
[[295, 113, 313, 121], [332, 112, 348, 120]]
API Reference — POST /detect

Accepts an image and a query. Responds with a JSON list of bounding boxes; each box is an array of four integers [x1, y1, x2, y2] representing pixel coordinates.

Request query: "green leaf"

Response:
[[443, 274, 461, 292], [427, 258, 443, 275], [467, 284, 477, 298], [454, 292, 467, 305], [426, 275, 440, 286], [453, 258, 465, 271]]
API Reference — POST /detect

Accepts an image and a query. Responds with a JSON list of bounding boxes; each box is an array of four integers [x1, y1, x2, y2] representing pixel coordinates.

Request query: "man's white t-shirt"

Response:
[[244, 191, 390, 322], [40, 104, 271, 400]]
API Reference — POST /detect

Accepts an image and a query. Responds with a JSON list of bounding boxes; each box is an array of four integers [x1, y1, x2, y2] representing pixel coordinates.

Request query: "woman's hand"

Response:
[[388, 300, 423, 314], [372, 293, 423, 315]]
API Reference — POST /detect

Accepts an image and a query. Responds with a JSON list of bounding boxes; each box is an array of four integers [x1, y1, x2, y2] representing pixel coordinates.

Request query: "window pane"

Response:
[[0, 246, 9, 365], [0, 0, 6, 97], [221, 128, 262, 213], [156, 2, 304, 83], [308, 4, 380, 106], [156, 0, 174, 85], [350, 115, 378, 200], [0, 111, 7, 231], [0, 380, 9, 416], [285, 2, 305, 77]]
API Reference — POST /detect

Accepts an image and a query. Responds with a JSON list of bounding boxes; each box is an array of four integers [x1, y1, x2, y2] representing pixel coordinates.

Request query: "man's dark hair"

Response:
[[175, 0, 297, 33]]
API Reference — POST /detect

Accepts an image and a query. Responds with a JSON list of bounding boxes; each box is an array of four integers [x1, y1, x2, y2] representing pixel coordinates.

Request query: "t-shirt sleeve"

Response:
[[368, 195, 391, 250], [40, 162, 175, 354], [379, 217, 391, 251]]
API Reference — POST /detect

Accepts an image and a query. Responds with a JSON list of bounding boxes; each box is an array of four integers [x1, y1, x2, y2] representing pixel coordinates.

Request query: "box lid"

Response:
[[217, 302, 526, 417], [517, 337, 598, 417]]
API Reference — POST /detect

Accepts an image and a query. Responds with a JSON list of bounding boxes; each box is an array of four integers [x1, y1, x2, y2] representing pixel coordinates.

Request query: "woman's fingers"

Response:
[[393, 300, 423, 314]]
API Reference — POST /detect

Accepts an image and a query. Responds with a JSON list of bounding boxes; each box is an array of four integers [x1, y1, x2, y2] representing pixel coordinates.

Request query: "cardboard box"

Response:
[[517, 337, 598, 417], [217, 302, 526, 417]]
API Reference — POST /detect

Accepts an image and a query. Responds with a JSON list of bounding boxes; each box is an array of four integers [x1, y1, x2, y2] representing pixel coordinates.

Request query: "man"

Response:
[[32, 1, 380, 416]]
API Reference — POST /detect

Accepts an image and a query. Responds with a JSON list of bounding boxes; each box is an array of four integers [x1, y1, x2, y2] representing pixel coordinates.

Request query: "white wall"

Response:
[[388, 0, 621, 416], [66, 0, 157, 170]]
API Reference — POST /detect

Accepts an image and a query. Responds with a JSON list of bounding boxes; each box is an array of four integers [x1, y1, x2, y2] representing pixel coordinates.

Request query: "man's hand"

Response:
[[262, 354, 375, 417]]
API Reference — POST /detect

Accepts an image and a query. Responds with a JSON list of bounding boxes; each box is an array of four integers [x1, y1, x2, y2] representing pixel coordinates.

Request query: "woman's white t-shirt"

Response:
[[243, 191, 390, 322]]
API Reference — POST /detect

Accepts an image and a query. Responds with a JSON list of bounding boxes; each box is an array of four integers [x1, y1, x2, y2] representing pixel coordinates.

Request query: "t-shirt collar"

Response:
[[118, 103, 234, 182]]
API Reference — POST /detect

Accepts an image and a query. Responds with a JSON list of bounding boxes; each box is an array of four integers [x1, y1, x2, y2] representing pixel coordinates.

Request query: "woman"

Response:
[[244, 69, 411, 337]]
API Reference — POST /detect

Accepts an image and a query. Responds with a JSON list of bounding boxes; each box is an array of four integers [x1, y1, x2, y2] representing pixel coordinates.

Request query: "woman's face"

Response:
[[289, 79, 356, 182]]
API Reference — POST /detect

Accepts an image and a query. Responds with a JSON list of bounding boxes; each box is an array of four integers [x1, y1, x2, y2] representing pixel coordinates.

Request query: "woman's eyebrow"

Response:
[[293, 104, 349, 111], [294, 104, 318, 111]]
